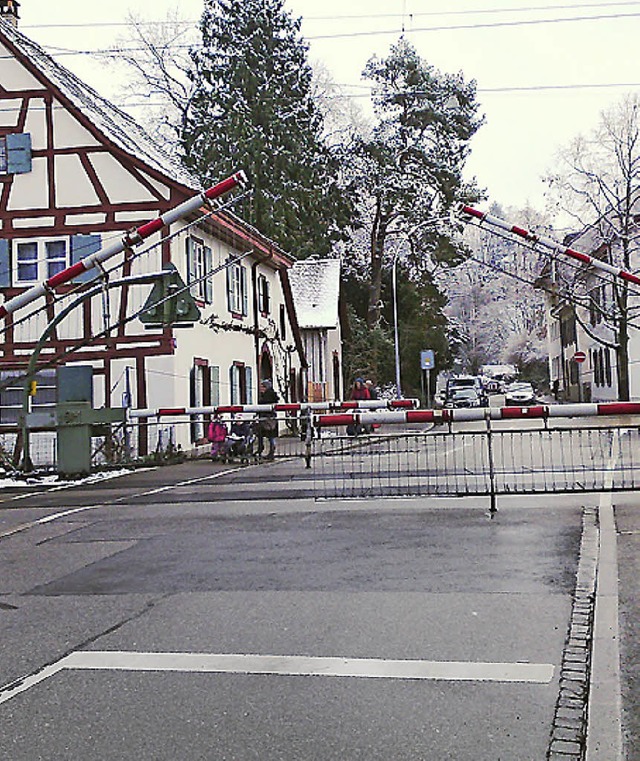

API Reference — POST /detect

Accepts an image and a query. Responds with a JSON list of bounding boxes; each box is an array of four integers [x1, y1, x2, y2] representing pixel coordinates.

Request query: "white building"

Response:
[[0, 5, 310, 459], [538, 226, 640, 402], [288, 258, 343, 401]]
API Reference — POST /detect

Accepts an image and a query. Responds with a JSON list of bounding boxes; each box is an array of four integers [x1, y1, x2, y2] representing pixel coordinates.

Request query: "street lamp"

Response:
[[392, 251, 402, 398], [390, 215, 451, 400]]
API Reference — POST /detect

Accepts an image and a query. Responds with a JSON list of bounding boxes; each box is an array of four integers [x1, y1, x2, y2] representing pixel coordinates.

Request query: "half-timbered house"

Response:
[[0, 5, 307, 462]]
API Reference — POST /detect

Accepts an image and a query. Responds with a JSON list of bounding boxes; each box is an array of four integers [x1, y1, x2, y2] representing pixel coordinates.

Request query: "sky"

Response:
[[15, 0, 640, 213]]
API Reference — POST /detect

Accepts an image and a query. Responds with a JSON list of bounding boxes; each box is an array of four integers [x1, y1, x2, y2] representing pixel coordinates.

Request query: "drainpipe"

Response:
[[251, 246, 274, 390]]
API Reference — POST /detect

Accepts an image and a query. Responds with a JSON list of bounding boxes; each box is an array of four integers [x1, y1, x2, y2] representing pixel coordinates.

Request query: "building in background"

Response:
[[289, 258, 343, 402]]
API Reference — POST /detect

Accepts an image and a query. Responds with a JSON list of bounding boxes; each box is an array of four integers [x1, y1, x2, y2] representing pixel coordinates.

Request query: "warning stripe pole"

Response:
[[459, 204, 640, 287], [313, 401, 640, 427], [0, 170, 248, 320], [127, 398, 420, 420]]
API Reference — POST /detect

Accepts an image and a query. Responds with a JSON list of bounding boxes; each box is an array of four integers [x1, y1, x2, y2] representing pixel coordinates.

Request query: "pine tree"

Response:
[[183, 0, 353, 256], [351, 38, 484, 328]]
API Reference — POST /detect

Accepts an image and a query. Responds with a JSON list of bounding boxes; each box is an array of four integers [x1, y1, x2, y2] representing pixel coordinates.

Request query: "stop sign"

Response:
[[574, 351, 587, 363]]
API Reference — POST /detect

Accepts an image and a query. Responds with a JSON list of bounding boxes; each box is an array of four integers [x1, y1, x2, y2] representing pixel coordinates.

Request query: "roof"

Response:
[[0, 19, 201, 191], [288, 258, 340, 329]]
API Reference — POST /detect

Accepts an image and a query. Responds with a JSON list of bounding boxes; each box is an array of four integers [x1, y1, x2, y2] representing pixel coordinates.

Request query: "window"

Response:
[[189, 360, 208, 442], [226, 258, 248, 316], [280, 303, 287, 341], [258, 274, 271, 314], [229, 363, 253, 404], [16, 238, 69, 284], [0, 369, 55, 424], [17, 241, 37, 282], [186, 236, 213, 304], [46, 241, 66, 279]]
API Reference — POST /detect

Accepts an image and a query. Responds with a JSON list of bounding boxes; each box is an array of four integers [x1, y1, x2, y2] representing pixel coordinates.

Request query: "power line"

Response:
[[19, 2, 640, 29], [306, 11, 640, 40], [18, 8, 640, 54]]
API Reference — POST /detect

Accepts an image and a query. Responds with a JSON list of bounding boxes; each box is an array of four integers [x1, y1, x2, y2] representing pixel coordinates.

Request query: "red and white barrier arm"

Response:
[[314, 401, 640, 427], [0, 171, 248, 320], [459, 205, 640, 288], [127, 398, 419, 420]]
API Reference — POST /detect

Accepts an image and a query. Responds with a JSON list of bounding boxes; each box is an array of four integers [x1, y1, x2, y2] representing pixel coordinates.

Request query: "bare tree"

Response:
[[106, 11, 199, 157], [545, 94, 640, 400]]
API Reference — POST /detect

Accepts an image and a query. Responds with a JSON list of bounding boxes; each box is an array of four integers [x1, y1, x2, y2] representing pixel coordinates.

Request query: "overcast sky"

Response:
[[17, 0, 640, 213]]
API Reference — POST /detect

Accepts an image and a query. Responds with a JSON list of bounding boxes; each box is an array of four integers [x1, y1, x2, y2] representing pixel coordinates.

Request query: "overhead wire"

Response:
[[19, 2, 640, 29]]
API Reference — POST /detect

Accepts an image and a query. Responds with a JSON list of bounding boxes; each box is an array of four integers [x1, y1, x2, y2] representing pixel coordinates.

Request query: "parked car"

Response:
[[446, 375, 489, 407], [504, 382, 537, 406], [445, 388, 483, 409]]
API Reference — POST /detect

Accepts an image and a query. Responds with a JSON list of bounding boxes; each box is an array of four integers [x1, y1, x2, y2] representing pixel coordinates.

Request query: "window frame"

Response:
[[226, 258, 248, 317], [14, 237, 70, 285], [186, 235, 213, 305]]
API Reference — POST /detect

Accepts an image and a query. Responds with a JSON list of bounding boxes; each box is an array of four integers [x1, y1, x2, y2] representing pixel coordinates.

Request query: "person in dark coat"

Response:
[[258, 379, 279, 460]]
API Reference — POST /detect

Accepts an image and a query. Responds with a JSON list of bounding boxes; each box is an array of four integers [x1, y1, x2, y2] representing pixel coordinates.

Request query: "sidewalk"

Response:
[[611, 492, 640, 760]]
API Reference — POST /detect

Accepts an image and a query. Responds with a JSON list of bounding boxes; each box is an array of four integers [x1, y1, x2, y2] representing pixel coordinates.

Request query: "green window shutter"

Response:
[[229, 365, 236, 404], [241, 265, 248, 316], [226, 260, 234, 312], [186, 237, 197, 298], [6, 133, 32, 174], [71, 234, 101, 283], [210, 365, 220, 407], [204, 246, 213, 304], [0, 239, 10, 287], [245, 366, 253, 404]]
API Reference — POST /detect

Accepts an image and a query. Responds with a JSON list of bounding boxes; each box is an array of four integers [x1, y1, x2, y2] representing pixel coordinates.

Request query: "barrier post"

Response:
[[485, 412, 497, 515], [304, 407, 313, 469]]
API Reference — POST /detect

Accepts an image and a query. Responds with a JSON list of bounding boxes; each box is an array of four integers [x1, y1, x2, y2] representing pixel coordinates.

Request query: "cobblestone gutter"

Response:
[[548, 505, 599, 760]]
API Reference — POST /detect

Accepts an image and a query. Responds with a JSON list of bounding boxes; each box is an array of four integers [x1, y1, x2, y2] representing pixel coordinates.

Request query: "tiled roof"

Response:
[[288, 258, 340, 329], [0, 19, 200, 191]]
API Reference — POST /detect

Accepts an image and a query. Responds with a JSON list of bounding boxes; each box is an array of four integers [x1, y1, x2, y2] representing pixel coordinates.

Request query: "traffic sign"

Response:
[[573, 351, 587, 363], [420, 350, 435, 370]]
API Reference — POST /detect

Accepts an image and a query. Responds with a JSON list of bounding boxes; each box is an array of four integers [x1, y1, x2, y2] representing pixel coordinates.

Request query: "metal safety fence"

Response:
[[310, 424, 640, 503]]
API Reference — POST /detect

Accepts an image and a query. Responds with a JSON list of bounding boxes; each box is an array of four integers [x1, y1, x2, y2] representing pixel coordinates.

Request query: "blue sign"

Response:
[[420, 350, 435, 370]]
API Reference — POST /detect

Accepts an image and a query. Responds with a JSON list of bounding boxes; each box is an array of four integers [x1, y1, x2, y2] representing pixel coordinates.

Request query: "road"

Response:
[[0, 454, 595, 760]]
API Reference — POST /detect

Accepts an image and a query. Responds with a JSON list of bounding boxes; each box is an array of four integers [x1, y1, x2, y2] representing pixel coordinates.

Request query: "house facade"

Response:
[[539, 228, 640, 403], [288, 258, 343, 402], [0, 7, 308, 460]]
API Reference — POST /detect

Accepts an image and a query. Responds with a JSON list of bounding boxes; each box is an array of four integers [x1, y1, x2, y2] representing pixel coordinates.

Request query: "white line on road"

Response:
[[0, 650, 554, 705]]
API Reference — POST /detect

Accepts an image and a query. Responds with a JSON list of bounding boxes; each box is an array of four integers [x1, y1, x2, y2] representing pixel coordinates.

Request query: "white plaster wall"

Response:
[[7, 155, 48, 209], [0, 44, 41, 89], [0, 97, 21, 128], [88, 153, 158, 204], [53, 106, 100, 149], [55, 153, 100, 207], [24, 98, 47, 149]]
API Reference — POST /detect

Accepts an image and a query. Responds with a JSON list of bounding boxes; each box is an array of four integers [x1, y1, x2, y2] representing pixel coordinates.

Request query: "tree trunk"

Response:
[[616, 315, 631, 401], [367, 201, 388, 329]]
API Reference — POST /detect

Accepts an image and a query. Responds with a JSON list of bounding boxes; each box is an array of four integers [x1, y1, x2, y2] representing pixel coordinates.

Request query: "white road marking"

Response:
[[0, 650, 554, 705], [0, 467, 240, 540]]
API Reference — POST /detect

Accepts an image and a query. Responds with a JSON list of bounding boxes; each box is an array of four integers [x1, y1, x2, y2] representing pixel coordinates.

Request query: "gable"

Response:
[[0, 21, 201, 238]]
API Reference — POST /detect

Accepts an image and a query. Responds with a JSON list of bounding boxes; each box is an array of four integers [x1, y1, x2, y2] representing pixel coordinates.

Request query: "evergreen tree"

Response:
[[351, 38, 484, 328], [183, 0, 353, 256]]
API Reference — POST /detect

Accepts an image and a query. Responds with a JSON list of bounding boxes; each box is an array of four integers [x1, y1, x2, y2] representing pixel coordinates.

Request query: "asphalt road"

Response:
[[0, 457, 590, 760]]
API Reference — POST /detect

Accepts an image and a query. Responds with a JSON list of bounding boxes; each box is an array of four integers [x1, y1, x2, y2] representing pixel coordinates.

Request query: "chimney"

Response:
[[0, 0, 20, 28]]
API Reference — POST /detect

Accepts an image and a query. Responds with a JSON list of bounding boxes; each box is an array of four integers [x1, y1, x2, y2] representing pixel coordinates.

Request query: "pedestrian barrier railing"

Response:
[[309, 403, 640, 509]]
